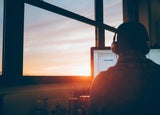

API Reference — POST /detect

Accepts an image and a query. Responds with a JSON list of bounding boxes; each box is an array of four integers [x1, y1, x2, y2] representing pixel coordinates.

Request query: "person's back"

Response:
[[87, 22, 160, 115]]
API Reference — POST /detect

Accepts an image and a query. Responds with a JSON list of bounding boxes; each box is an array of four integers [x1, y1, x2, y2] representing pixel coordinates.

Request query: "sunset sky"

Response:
[[0, 0, 123, 76], [0, 0, 3, 74]]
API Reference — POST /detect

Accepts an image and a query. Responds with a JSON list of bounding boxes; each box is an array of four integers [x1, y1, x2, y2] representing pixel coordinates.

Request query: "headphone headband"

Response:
[[111, 22, 150, 55], [111, 32, 118, 54], [113, 33, 117, 42]]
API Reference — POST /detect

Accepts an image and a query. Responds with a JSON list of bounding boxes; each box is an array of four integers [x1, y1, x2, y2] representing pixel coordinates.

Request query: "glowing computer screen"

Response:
[[91, 47, 118, 77]]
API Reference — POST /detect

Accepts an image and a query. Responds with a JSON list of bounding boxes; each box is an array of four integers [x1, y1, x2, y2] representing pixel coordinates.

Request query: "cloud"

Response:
[[104, 0, 123, 27]]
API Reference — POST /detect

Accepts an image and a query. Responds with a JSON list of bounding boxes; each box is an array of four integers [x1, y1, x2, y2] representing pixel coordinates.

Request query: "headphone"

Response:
[[111, 32, 150, 55], [111, 33, 119, 54]]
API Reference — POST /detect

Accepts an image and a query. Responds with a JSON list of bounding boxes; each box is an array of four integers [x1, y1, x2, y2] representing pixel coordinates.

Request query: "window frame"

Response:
[[1, 0, 119, 85]]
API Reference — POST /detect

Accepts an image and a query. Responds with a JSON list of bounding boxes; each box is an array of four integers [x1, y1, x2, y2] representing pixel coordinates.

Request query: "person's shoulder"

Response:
[[142, 58, 160, 77], [94, 66, 116, 81], [92, 68, 115, 89], [147, 58, 160, 69]]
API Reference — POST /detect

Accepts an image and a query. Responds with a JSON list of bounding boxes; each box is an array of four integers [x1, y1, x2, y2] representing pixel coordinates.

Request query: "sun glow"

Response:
[[23, 64, 91, 76], [72, 65, 91, 76]]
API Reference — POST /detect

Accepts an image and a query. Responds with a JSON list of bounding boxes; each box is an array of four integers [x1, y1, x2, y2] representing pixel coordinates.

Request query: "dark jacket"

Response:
[[88, 51, 160, 115]]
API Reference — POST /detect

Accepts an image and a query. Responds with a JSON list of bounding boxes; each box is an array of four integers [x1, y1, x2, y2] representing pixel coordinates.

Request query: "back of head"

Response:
[[111, 22, 150, 55]]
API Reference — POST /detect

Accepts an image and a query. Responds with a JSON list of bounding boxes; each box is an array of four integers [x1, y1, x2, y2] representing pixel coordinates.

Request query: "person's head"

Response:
[[111, 22, 150, 55]]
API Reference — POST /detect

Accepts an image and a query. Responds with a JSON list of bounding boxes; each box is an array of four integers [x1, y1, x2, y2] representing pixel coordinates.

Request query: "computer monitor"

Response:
[[91, 47, 118, 77], [147, 49, 160, 64], [91, 47, 160, 78]]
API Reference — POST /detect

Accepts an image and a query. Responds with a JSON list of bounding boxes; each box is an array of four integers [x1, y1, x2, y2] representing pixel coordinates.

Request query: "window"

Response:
[[104, 0, 123, 46], [23, 4, 95, 76], [23, 0, 123, 77], [105, 30, 115, 46]]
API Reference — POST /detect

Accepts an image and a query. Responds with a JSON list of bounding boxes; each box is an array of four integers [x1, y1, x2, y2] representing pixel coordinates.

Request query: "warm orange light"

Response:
[[73, 65, 91, 77], [23, 64, 91, 76]]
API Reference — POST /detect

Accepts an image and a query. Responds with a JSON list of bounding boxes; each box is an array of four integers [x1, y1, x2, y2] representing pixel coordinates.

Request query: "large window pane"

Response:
[[44, 0, 94, 20], [0, 0, 3, 75], [104, 0, 123, 27], [23, 4, 95, 76], [104, 0, 123, 46], [105, 30, 115, 47]]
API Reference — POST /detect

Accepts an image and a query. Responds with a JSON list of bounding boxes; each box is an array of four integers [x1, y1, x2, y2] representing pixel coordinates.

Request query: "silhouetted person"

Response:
[[87, 22, 160, 115]]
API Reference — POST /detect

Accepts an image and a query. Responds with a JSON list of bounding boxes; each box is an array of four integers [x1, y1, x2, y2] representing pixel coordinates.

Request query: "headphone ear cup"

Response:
[[111, 41, 119, 54], [143, 43, 150, 55]]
